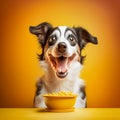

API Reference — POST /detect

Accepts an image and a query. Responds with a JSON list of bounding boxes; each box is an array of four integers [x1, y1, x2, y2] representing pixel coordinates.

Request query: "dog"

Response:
[[29, 22, 98, 108]]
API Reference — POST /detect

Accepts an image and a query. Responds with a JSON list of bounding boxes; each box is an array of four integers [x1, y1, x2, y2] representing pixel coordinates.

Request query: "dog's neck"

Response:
[[40, 60, 83, 93]]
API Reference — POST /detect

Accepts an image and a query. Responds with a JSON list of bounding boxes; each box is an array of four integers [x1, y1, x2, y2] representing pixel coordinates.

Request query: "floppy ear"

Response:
[[74, 27, 98, 49], [29, 22, 53, 47]]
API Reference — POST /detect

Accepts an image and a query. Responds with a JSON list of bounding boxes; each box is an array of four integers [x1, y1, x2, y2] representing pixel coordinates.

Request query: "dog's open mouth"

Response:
[[49, 54, 76, 78]]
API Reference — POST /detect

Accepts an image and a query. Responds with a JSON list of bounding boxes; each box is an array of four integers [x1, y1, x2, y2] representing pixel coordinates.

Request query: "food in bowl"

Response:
[[43, 91, 77, 96], [43, 91, 77, 112]]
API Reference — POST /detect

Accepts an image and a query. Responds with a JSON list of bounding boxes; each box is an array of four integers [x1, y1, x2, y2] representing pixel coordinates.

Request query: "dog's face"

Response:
[[29, 22, 98, 79], [44, 26, 80, 78]]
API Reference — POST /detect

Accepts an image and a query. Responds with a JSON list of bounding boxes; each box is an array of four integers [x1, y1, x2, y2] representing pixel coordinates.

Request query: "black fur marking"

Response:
[[57, 27, 61, 37], [37, 53, 44, 61], [73, 27, 98, 50], [80, 85, 86, 100], [38, 27, 63, 60], [33, 79, 43, 106], [48, 35, 57, 46], [29, 22, 53, 47], [29, 22, 54, 60], [37, 27, 56, 61], [35, 79, 43, 96], [64, 28, 77, 39], [85, 102, 87, 108], [80, 55, 86, 64], [73, 27, 98, 64]]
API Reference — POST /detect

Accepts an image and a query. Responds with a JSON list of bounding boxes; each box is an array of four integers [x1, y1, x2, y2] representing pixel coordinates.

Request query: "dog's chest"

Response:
[[42, 78, 81, 94]]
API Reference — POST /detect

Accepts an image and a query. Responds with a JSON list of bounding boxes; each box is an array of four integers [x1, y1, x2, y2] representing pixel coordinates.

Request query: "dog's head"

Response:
[[29, 22, 98, 79]]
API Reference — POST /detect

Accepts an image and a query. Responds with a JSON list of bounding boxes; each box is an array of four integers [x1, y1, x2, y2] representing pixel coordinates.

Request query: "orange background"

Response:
[[0, 0, 120, 108]]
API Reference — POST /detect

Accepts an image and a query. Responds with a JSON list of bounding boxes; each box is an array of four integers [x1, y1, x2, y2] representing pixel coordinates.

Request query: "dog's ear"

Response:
[[29, 22, 53, 46], [74, 27, 98, 49]]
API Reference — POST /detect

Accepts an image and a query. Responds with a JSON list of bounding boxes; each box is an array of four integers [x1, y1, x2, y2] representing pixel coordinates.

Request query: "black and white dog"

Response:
[[29, 22, 98, 108]]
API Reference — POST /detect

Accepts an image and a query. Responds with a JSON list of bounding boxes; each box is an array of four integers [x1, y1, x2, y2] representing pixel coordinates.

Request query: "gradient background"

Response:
[[0, 0, 120, 108]]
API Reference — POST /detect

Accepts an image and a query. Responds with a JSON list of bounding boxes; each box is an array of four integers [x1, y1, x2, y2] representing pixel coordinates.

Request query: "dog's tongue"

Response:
[[56, 57, 68, 73]]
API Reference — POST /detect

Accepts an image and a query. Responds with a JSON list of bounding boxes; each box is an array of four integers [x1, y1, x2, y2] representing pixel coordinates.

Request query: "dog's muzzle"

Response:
[[48, 53, 76, 79]]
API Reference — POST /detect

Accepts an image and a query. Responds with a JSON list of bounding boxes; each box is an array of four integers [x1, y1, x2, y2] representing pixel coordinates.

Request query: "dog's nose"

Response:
[[57, 42, 67, 53]]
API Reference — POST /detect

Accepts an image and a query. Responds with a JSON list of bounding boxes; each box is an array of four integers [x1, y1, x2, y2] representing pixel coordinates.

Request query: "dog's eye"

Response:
[[68, 35, 76, 46], [48, 36, 57, 45]]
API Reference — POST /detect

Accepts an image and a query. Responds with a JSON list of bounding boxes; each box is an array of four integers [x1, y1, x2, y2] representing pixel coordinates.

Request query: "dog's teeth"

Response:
[[56, 72, 68, 78]]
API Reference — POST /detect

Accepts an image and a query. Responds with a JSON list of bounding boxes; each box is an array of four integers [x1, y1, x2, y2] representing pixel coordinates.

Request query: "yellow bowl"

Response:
[[43, 95, 77, 112]]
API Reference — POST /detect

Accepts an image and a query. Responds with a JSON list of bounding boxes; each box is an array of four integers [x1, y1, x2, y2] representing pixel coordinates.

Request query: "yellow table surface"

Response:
[[0, 108, 120, 120]]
